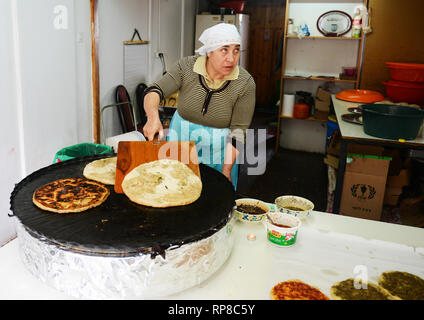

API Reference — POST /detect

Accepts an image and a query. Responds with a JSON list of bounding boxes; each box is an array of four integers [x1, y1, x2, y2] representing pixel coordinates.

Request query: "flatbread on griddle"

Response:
[[33, 178, 110, 213], [378, 271, 424, 300], [330, 278, 399, 300], [270, 280, 329, 300], [83, 157, 117, 185], [122, 159, 202, 208]]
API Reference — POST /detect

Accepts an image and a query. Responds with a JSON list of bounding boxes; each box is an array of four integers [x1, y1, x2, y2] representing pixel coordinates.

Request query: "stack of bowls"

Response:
[[383, 62, 424, 105]]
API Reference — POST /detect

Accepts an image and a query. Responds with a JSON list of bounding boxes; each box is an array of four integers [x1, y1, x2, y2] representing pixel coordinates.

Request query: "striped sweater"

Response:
[[151, 55, 256, 143]]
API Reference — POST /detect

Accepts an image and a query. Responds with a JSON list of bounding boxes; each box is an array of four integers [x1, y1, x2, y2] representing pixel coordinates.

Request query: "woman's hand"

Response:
[[143, 91, 164, 141], [222, 142, 239, 183], [143, 116, 164, 141], [221, 165, 233, 183]]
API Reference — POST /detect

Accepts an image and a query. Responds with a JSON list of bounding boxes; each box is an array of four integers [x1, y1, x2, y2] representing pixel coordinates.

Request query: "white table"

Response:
[[1, 209, 423, 300], [331, 95, 424, 213]]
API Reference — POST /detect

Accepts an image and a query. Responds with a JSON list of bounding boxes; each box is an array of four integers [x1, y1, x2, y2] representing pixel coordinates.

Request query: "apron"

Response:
[[167, 110, 239, 190]]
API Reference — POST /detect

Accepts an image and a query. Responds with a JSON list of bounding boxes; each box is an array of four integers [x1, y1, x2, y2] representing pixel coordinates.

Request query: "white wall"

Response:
[[1, 0, 197, 246], [0, 0, 92, 246], [99, 0, 197, 140], [98, 0, 150, 140], [0, 0, 22, 245]]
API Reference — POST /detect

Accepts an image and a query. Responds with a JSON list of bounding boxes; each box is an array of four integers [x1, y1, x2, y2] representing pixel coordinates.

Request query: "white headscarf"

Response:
[[196, 23, 241, 56]]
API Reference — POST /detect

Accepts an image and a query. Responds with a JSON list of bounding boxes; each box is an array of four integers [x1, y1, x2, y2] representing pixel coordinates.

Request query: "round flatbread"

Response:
[[122, 159, 202, 208], [378, 271, 424, 300], [83, 157, 117, 185], [331, 278, 399, 300], [270, 280, 329, 300], [33, 178, 110, 213]]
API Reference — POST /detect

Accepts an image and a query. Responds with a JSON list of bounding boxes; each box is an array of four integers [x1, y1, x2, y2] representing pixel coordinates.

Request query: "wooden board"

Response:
[[114, 140, 200, 193], [244, 0, 285, 108], [360, 0, 424, 93]]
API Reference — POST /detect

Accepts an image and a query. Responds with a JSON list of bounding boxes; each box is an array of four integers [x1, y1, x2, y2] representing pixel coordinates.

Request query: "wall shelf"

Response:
[[286, 35, 361, 40], [280, 111, 329, 122], [275, 0, 368, 153], [283, 75, 357, 82]]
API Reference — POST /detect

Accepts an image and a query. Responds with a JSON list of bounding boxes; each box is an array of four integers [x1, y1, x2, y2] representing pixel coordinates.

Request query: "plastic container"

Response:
[[360, 104, 424, 140], [219, 1, 246, 13], [351, 8, 362, 38], [53, 143, 113, 163], [383, 80, 424, 105], [342, 66, 357, 76], [263, 212, 301, 247], [293, 103, 310, 119], [386, 62, 424, 82]]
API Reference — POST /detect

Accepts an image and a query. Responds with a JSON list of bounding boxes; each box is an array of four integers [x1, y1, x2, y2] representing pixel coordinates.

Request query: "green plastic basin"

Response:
[[360, 104, 424, 140]]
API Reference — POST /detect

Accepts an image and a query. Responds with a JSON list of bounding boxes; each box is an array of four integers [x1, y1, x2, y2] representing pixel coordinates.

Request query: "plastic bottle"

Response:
[[352, 8, 362, 38]]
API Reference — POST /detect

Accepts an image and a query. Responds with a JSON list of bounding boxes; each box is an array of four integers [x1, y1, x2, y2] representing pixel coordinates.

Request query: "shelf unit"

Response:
[[275, 0, 368, 153]]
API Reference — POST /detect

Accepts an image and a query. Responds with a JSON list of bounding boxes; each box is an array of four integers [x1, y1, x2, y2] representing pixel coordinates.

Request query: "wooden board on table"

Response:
[[114, 140, 200, 193]]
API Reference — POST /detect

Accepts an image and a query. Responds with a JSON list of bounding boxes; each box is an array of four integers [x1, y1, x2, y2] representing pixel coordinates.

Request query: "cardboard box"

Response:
[[315, 88, 331, 112], [340, 155, 391, 221], [387, 168, 411, 187], [383, 186, 403, 206], [324, 154, 339, 169], [387, 149, 402, 176]]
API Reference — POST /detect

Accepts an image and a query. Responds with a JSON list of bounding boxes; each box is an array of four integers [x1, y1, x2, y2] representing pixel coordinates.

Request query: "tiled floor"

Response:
[[237, 142, 329, 212], [236, 111, 329, 212], [237, 111, 423, 227]]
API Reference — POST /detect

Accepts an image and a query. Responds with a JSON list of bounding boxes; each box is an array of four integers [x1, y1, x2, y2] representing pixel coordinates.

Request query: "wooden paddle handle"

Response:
[[153, 133, 160, 145]]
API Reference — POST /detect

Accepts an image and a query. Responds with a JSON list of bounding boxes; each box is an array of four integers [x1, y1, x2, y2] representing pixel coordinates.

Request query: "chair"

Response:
[[135, 83, 147, 128], [100, 85, 138, 145], [115, 85, 136, 133]]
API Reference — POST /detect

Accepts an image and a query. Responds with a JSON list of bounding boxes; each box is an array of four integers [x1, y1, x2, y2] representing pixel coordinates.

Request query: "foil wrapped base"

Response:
[[15, 217, 234, 299]]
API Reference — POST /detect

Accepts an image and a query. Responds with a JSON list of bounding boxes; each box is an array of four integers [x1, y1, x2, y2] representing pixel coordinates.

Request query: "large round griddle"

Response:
[[10, 155, 235, 257]]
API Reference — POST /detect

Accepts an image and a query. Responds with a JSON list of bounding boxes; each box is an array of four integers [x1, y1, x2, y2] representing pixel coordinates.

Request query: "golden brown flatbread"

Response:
[[83, 157, 117, 185], [122, 159, 202, 208], [270, 280, 329, 300], [378, 271, 424, 300], [331, 278, 399, 300], [33, 178, 110, 213]]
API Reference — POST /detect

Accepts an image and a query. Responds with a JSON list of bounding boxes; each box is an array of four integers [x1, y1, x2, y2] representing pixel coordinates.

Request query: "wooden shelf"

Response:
[[275, 0, 368, 153], [280, 111, 330, 123], [286, 35, 362, 40], [123, 40, 149, 45], [283, 75, 357, 83]]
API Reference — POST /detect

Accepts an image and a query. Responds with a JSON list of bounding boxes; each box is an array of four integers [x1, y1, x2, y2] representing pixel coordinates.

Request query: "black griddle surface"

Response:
[[10, 155, 235, 256]]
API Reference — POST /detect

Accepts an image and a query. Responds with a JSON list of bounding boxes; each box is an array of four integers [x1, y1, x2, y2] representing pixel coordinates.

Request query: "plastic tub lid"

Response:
[[335, 89, 385, 103]]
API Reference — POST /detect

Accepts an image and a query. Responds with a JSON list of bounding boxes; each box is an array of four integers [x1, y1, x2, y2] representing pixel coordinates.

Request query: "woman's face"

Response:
[[207, 44, 240, 79]]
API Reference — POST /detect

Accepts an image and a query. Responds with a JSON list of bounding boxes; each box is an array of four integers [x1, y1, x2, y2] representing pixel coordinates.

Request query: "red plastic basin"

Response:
[[386, 62, 424, 82], [383, 80, 424, 105]]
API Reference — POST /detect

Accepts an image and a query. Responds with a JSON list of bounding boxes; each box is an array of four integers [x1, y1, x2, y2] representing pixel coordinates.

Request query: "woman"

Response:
[[142, 23, 256, 190]]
